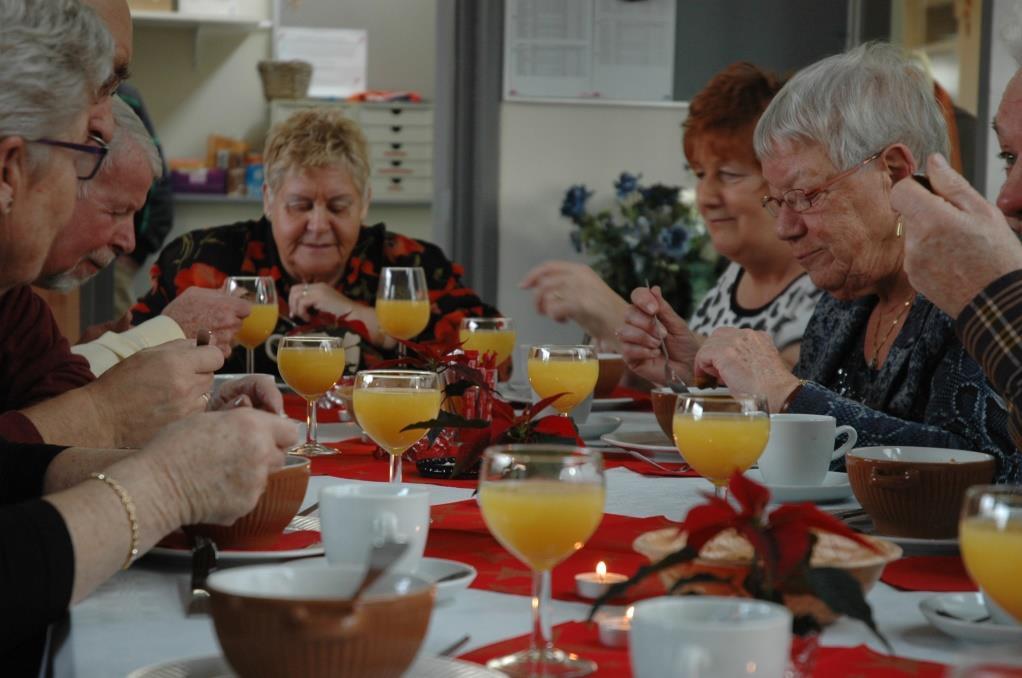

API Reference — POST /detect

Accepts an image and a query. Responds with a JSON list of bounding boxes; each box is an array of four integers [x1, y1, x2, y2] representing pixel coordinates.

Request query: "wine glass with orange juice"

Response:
[[352, 369, 442, 483], [960, 485, 1022, 623], [673, 393, 770, 498], [478, 445, 605, 677], [278, 335, 346, 456], [224, 276, 278, 373], [527, 345, 598, 417], [459, 317, 516, 368], [376, 267, 429, 356]]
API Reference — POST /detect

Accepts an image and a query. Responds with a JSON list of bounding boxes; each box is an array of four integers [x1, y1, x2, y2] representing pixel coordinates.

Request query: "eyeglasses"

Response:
[[30, 134, 109, 181], [761, 151, 883, 217]]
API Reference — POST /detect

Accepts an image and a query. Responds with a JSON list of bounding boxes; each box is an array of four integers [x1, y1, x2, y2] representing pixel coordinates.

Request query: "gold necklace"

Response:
[[868, 296, 913, 369]]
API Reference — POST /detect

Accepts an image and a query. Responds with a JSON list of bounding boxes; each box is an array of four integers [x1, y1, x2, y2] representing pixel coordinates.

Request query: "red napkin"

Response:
[[605, 386, 651, 411], [459, 625, 950, 678], [880, 556, 978, 592], [156, 530, 321, 552], [282, 393, 345, 423]]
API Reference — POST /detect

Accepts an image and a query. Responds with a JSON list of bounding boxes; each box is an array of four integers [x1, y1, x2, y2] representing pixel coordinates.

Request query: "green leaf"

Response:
[[806, 567, 891, 652]]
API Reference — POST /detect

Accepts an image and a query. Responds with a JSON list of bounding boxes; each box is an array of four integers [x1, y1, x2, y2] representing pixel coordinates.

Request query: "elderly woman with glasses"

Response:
[[620, 43, 1019, 483]]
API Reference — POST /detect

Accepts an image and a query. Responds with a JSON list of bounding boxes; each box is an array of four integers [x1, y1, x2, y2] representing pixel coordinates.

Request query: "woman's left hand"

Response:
[[288, 282, 352, 321], [693, 327, 800, 412], [209, 374, 284, 414]]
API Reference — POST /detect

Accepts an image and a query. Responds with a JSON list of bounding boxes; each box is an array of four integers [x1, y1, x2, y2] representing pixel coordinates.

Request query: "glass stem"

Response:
[[246, 347, 254, 374], [715, 485, 729, 501], [530, 569, 554, 662], [389, 452, 403, 483], [396, 341, 407, 359], [306, 398, 318, 445]]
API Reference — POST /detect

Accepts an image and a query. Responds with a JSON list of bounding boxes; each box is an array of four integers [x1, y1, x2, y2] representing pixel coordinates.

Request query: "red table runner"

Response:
[[880, 556, 977, 592]]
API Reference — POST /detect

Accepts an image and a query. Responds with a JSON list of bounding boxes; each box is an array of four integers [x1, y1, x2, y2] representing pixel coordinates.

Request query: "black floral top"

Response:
[[131, 217, 500, 374], [789, 292, 1019, 483]]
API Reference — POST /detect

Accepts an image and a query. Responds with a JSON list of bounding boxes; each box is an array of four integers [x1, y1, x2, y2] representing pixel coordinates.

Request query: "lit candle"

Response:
[[574, 561, 628, 600], [598, 606, 634, 647]]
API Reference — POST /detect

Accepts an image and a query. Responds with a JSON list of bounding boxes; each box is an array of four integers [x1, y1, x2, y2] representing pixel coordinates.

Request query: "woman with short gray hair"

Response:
[[621, 42, 1020, 483]]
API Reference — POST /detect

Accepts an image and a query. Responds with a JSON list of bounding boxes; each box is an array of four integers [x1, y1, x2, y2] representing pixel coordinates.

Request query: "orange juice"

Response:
[[459, 328, 517, 365], [673, 413, 770, 485], [479, 480, 605, 571], [527, 357, 598, 413], [376, 299, 430, 340], [353, 387, 442, 455], [236, 303, 278, 349], [278, 346, 346, 398], [960, 516, 1022, 622]]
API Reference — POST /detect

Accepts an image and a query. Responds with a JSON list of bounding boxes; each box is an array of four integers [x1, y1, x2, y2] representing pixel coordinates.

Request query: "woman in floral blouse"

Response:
[[132, 109, 499, 374]]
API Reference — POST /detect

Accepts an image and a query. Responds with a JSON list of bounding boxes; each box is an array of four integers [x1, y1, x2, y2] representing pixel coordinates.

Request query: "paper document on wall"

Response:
[[275, 27, 367, 98]]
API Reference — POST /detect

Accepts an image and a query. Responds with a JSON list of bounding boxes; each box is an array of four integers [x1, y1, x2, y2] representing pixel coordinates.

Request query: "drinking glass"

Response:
[[960, 485, 1022, 623], [527, 345, 598, 417], [223, 276, 278, 373], [672, 394, 770, 498], [352, 369, 442, 483], [278, 335, 346, 456], [459, 317, 516, 367], [376, 267, 429, 356], [479, 445, 605, 678]]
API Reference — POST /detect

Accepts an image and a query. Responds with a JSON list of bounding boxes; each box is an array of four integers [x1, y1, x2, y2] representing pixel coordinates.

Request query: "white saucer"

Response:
[[592, 396, 634, 410], [600, 429, 677, 455], [127, 655, 505, 678], [745, 470, 854, 504], [288, 556, 476, 604], [920, 593, 1022, 643], [148, 542, 324, 564], [577, 415, 622, 440]]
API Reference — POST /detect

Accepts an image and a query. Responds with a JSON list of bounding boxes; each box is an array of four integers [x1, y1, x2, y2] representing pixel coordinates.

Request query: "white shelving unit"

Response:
[[131, 10, 272, 30]]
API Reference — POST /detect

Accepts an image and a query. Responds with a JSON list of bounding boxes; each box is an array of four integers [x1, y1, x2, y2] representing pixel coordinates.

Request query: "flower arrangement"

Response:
[[561, 172, 719, 319]]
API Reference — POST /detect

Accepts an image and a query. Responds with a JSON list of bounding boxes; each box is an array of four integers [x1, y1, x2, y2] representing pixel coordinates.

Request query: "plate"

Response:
[[148, 542, 324, 564], [577, 415, 622, 440], [745, 470, 854, 504], [591, 396, 634, 411], [843, 515, 960, 554], [289, 556, 477, 604], [600, 429, 677, 455], [920, 593, 1022, 643], [127, 655, 507, 678]]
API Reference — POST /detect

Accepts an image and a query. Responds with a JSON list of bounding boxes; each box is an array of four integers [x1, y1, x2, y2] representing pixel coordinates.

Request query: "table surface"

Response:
[[57, 410, 1022, 676]]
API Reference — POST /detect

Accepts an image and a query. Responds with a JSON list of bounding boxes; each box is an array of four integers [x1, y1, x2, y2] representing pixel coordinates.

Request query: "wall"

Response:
[[497, 100, 692, 347], [984, 0, 1019, 202]]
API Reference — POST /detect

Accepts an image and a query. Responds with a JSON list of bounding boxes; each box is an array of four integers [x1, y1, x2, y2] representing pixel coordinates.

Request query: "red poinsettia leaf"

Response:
[[680, 498, 739, 552], [526, 392, 571, 419], [491, 399, 515, 422], [769, 504, 879, 553], [532, 415, 583, 445], [727, 471, 771, 519], [762, 520, 812, 581]]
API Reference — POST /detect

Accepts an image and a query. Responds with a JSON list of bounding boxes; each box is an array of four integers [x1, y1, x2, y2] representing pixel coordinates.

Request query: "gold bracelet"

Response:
[[90, 472, 140, 570]]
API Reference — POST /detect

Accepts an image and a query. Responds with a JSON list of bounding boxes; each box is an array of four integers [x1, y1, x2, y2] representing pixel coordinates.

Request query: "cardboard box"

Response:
[[128, 0, 173, 11]]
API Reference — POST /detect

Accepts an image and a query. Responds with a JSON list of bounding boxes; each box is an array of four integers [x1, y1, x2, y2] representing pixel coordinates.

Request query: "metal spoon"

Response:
[[644, 280, 689, 394], [350, 538, 410, 604]]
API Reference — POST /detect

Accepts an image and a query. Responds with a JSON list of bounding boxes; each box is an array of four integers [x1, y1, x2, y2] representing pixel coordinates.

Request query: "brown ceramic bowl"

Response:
[[208, 563, 434, 678], [650, 387, 678, 439], [186, 455, 310, 549], [846, 446, 995, 539], [633, 527, 901, 625], [595, 353, 626, 397]]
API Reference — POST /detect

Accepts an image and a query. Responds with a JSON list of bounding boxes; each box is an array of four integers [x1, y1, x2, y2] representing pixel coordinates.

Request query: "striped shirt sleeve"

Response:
[[955, 269, 1022, 450]]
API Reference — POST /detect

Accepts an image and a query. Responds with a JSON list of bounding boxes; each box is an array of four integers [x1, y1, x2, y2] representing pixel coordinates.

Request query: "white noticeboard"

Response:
[[504, 0, 676, 102], [275, 27, 368, 99]]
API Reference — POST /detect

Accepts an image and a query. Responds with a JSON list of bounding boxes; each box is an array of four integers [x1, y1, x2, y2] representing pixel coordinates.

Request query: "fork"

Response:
[[614, 446, 692, 476], [285, 502, 322, 532], [186, 535, 217, 616], [645, 280, 688, 393]]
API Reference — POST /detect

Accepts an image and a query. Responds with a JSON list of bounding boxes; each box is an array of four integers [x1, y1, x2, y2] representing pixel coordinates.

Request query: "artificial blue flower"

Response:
[[635, 215, 650, 235], [658, 223, 690, 259], [640, 184, 680, 209], [613, 172, 640, 199], [560, 185, 593, 220]]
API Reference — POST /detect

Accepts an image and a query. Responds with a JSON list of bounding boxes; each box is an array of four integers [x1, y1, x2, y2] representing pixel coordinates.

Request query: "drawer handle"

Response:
[[391, 108, 402, 116], [390, 178, 403, 185], [391, 126, 402, 133], [391, 143, 402, 150], [390, 160, 403, 168]]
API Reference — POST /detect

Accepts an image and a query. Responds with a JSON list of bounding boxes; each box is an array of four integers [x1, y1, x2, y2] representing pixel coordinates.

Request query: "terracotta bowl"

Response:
[[595, 353, 626, 397], [186, 455, 310, 549], [633, 526, 902, 625], [208, 563, 434, 678], [846, 446, 995, 539], [650, 387, 678, 439]]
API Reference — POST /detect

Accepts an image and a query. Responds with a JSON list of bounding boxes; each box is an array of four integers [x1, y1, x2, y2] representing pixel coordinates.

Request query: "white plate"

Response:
[[920, 593, 1022, 643], [745, 470, 854, 504], [289, 556, 477, 604], [600, 429, 677, 455], [127, 655, 507, 678], [591, 396, 634, 410], [577, 415, 622, 440], [148, 542, 324, 564]]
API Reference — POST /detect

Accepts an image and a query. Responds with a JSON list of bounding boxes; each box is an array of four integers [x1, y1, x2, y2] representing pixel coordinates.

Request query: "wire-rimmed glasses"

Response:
[[30, 134, 108, 180], [761, 150, 882, 217]]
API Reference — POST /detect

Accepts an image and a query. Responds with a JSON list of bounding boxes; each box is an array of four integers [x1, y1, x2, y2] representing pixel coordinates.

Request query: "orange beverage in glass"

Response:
[[376, 299, 430, 340], [527, 345, 598, 415], [236, 303, 279, 349]]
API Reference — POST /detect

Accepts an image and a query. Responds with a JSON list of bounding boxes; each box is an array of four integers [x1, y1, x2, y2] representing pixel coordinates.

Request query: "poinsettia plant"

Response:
[[589, 472, 890, 647]]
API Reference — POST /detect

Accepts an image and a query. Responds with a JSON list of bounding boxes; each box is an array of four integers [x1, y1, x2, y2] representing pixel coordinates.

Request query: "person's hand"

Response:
[[616, 286, 700, 385], [78, 310, 132, 344], [142, 409, 297, 526], [163, 287, 252, 358], [84, 338, 224, 447], [891, 153, 1022, 318], [693, 327, 799, 412], [288, 282, 353, 321], [520, 261, 629, 344], [210, 374, 283, 414]]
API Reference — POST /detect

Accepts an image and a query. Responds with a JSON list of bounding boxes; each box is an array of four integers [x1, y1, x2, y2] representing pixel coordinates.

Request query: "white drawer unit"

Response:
[[371, 143, 432, 162], [371, 176, 432, 203]]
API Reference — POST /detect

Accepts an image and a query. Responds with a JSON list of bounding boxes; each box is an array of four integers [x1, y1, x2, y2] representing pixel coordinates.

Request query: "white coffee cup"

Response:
[[631, 596, 792, 678], [758, 414, 857, 486], [319, 484, 430, 576]]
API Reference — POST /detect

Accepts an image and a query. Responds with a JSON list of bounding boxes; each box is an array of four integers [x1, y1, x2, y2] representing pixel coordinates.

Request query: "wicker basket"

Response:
[[257, 60, 312, 100]]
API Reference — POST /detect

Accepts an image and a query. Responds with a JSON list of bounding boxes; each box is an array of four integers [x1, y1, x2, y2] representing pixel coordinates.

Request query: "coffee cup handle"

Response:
[[265, 333, 284, 362], [831, 425, 857, 461]]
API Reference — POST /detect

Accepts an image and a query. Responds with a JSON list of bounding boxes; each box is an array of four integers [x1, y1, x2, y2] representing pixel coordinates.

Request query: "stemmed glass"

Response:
[[672, 393, 770, 498], [277, 335, 346, 456], [479, 445, 605, 678], [223, 276, 278, 373], [459, 317, 517, 368], [376, 267, 429, 357], [352, 369, 442, 483], [959, 485, 1022, 623], [527, 345, 598, 417]]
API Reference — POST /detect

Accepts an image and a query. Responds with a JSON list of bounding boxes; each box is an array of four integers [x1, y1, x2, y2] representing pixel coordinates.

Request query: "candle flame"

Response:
[[626, 606, 634, 620], [596, 561, 607, 580]]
